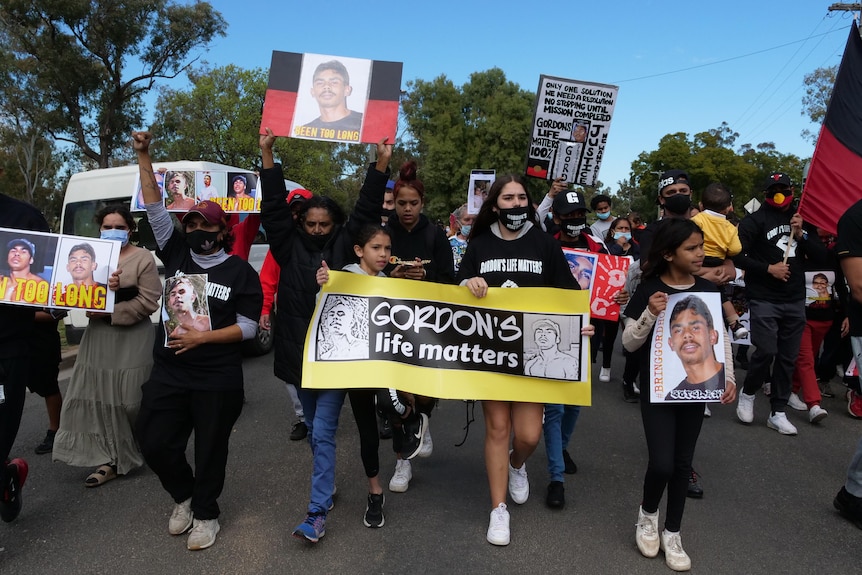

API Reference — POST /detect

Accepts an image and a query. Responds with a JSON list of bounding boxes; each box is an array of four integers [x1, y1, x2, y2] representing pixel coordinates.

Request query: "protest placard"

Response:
[[133, 170, 259, 214], [302, 271, 592, 405], [0, 227, 119, 312], [525, 75, 618, 186], [261, 51, 402, 145], [650, 292, 726, 403]]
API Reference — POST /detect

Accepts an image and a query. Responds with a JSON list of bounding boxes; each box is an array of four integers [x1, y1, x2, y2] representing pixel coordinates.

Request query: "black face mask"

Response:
[[307, 232, 332, 251], [382, 208, 396, 220], [562, 218, 588, 237], [185, 229, 220, 254], [664, 194, 692, 215], [498, 206, 529, 231]]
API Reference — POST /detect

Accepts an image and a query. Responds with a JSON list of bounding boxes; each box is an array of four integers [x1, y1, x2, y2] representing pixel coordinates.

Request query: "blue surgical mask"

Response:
[[460, 224, 472, 237], [597, 212, 611, 220], [613, 232, 632, 241], [100, 228, 129, 247]]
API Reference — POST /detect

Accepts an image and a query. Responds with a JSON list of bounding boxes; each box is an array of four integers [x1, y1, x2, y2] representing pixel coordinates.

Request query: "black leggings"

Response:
[[639, 398, 704, 532], [591, 318, 620, 368], [347, 389, 380, 478]]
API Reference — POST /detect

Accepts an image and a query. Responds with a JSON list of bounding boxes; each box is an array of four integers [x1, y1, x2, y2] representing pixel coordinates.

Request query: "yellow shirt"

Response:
[[691, 210, 741, 259]]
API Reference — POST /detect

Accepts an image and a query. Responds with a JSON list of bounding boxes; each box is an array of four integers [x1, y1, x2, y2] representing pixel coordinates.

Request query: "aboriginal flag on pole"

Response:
[[260, 51, 402, 145], [799, 22, 862, 235]]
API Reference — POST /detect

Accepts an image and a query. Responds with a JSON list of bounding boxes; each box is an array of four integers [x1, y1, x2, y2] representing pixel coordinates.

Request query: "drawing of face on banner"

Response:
[[522, 314, 585, 381], [316, 295, 369, 360], [651, 292, 726, 403], [805, 270, 835, 308], [293, 54, 371, 144]]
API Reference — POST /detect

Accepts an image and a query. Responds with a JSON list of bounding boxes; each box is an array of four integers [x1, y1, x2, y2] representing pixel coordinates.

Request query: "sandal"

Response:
[[85, 464, 117, 487]]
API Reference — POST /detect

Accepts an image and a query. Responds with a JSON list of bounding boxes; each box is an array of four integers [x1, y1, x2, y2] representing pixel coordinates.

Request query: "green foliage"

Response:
[[629, 122, 806, 221], [801, 65, 837, 144], [0, 122, 63, 228], [400, 68, 537, 221], [0, 0, 226, 167]]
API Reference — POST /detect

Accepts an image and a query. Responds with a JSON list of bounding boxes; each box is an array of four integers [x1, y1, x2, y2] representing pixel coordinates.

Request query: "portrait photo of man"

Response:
[[2, 238, 48, 301], [197, 171, 220, 202], [227, 174, 255, 201], [523, 317, 581, 381], [164, 170, 196, 211], [65, 243, 104, 288], [663, 294, 725, 401], [294, 55, 370, 143], [164, 275, 211, 341], [316, 295, 368, 361]]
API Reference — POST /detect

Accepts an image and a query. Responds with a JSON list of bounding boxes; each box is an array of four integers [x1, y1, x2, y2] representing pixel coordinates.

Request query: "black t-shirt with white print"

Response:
[[456, 224, 577, 289], [152, 231, 263, 391]]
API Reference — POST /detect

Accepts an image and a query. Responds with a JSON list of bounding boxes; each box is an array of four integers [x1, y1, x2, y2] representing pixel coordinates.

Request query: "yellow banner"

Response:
[[302, 271, 592, 405]]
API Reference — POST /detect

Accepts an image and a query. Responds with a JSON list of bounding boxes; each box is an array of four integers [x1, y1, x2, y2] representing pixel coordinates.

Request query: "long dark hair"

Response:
[[354, 223, 390, 247], [95, 204, 136, 232], [641, 219, 703, 280], [468, 174, 535, 240], [604, 217, 632, 244]]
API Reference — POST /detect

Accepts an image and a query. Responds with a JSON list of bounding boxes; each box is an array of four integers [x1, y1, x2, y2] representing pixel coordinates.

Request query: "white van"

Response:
[[59, 160, 299, 355]]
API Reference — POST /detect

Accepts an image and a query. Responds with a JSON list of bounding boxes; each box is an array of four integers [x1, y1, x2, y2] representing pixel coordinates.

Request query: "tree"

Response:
[[400, 68, 537, 221], [630, 122, 806, 221], [801, 65, 837, 143], [0, 0, 226, 168]]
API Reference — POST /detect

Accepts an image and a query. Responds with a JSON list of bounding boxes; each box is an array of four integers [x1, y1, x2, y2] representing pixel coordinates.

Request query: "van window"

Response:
[[62, 198, 176, 252]]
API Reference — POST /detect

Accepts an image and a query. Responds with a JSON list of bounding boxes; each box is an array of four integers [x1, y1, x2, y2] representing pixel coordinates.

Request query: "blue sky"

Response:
[[161, 0, 851, 190]]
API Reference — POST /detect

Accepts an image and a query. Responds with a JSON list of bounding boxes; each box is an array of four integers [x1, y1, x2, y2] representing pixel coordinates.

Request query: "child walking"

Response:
[[622, 218, 737, 571]]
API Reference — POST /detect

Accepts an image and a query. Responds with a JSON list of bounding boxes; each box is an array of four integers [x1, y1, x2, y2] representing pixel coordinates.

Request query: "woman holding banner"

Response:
[[456, 174, 593, 547], [622, 218, 736, 571]]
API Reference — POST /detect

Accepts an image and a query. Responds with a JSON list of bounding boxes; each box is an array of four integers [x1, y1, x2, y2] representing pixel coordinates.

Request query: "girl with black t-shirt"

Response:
[[622, 218, 736, 571], [456, 174, 593, 547]]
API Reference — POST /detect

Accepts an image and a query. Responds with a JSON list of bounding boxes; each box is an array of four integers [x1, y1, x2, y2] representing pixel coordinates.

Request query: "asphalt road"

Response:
[[1, 345, 860, 575]]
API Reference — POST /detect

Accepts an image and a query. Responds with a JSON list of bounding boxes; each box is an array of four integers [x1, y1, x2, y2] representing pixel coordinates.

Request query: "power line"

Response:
[[610, 27, 846, 84]]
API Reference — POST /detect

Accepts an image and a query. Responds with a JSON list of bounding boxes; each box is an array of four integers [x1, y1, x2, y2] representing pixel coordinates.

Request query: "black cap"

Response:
[[657, 169, 690, 193], [762, 172, 792, 190], [552, 191, 590, 215]]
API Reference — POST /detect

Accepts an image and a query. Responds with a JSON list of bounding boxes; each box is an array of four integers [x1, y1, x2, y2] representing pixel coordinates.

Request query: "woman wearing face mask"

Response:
[[605, 217, 640, 261], [457, 175, 595, 546], [258, 129, 391, 544], [53, 205, 161, 488], [132, 132, 264, 551]]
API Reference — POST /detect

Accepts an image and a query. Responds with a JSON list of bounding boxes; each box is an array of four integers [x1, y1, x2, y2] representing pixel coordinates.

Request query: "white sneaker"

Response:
[[187, 518, 220, 550], [418, 421, 433, 458], [599, 367, 611, 382], [486, 503, 510, 546], [703, 405, 711, 418], [767, 412, 798, 435], [736, 392, 755, 424], [808, 404, 828, 424], [635, 506, 660, 558], [660, 529, 691, 571], [389, 459, 412, 493], [508, 453, 529, 504], [788, 392, 807, 411], [633, 381, 640, 394], [168, 497, 193, 535]]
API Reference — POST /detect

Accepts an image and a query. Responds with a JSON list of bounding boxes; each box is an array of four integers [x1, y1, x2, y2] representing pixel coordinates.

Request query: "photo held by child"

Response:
[[622, 218, 737, 572]]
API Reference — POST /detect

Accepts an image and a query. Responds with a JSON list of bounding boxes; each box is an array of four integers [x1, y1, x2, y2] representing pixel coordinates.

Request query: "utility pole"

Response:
[[828, 3, 862, 22]]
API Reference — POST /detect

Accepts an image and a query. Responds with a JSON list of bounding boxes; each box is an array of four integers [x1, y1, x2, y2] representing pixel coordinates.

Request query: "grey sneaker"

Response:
[[635, 506, 660, 558], [660, 529, 691, 571], [187, 518, 220, 550], [168, 498, 193, 535]]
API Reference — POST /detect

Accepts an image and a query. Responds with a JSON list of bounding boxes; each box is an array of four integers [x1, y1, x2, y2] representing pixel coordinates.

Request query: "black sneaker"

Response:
[[363, 493, 385, 528], [563, 449, 578, 475], [399, 413, 428, 460], [686, 469, 704, 499], [546, 481, 565, 509], [35, 430, 56, 455], [1, 459, 28, 523], [623, 382, 640, 403], [289, 421, 308, 441], [834, 486, 862, 529], [379, 417, 392, 440]]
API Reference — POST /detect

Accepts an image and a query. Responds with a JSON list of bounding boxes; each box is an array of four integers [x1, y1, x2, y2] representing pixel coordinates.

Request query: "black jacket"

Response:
[[384, 214, 455, 284], [260, 162, 387, 386]]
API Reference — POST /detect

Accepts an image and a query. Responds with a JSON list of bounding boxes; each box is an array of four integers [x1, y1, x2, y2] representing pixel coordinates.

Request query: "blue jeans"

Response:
[[298, 388, 346, 514], [543, 404, 581, 482]]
